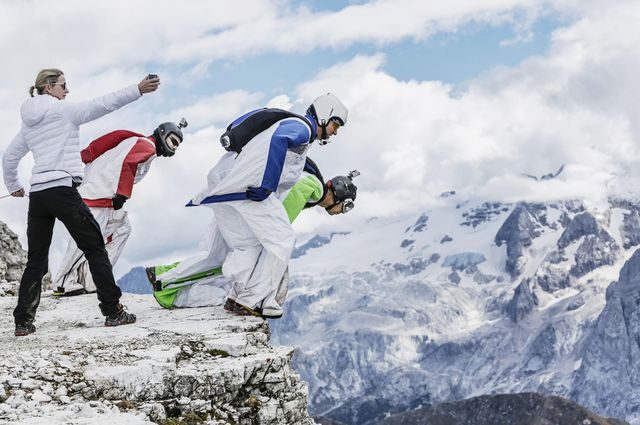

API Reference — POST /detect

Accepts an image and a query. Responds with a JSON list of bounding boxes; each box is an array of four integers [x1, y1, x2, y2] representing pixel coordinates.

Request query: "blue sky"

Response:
[[159, 15, 565, 114]]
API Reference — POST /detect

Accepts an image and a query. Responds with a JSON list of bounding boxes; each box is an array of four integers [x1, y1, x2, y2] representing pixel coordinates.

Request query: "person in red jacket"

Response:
[[53, 119, 187, 296]]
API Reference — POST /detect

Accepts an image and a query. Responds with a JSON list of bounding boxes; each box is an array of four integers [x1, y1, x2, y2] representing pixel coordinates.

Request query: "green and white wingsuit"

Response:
[[176, 95, 347, 319], [152, 170, 325, 309]]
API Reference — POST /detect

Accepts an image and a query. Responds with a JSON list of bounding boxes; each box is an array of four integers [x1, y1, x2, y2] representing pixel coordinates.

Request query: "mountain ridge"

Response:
[[271, 196, 640, 425]]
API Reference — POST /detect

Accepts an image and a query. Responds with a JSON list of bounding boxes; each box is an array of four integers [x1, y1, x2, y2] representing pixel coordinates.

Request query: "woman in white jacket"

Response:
[[2, 68, 159, 336]]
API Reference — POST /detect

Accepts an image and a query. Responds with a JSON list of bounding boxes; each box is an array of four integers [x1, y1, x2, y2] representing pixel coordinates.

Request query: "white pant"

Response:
[[156, 212, 291, 309], [173, 274, 231, 308], [169, 271, 289, 308], [212, 199, 293, 310], [157, 218, 229, 284], [155, 218, 231, 308], [54, 208, 130, 292]]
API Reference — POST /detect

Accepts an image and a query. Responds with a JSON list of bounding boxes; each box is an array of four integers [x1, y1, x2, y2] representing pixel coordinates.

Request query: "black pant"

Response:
[[14, 186, 122, 325]]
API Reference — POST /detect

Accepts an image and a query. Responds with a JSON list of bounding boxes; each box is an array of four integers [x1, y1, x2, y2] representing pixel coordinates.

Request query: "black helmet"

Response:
[[153, 118, 187, 157], [328, 174, 358, 203], [325, 171, 359, 214]]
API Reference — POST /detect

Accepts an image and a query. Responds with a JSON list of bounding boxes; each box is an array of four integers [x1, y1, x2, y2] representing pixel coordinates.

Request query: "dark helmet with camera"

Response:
[[325, 171, 359, 213], [152, 118, 188, 157], [328, 173, 358, 203]]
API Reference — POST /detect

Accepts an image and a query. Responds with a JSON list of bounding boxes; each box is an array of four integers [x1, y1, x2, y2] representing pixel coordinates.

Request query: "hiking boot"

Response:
[[15, 323, 36, 337], [260, 305, 283, 319], [223, 298, 235, 312], [104, 304, 137, 327], [145, 267, 162, 292], [224, 298, 262, 317]]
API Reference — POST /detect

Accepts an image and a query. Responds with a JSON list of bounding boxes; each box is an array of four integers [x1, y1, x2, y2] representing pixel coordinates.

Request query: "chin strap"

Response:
[[151, 132, 171, 157], [318, 123, 329, 144], [308, 105, 330, 145]]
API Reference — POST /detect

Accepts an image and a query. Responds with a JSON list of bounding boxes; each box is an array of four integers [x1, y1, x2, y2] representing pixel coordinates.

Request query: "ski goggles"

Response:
[[342, 199, 354, 213], [325, 199, 355, 214]]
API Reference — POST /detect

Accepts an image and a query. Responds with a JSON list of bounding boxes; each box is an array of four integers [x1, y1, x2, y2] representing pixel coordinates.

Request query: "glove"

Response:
[[112, 194, 128, 210], [246, 186, 272, 202]]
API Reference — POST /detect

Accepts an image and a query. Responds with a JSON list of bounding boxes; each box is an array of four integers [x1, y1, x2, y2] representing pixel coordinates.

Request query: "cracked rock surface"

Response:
[[0, 294, 315, 425]]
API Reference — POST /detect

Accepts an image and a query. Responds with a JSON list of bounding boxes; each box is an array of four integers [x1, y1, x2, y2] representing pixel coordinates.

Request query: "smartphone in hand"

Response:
[[147, 74, 158, 80]]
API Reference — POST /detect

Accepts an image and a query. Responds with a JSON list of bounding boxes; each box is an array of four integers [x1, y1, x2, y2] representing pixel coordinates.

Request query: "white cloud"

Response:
[[160, 0, 576, 63], [163, 90, 266, 130], [0, 0, 582, 109], [0, 0, 589, 139], [296, 2, 640, 216]]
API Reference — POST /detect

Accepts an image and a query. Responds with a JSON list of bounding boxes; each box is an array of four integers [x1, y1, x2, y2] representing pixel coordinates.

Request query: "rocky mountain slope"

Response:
[[6, 187, 639, 425], [118, 266, 153, 294], [0, 222, 314, 425], [0, 294, 316, 424], [380, 392, 629, 425], [0, 221, 316, 425], [0, 220, 26, 296], [271, 196, 640, 425]]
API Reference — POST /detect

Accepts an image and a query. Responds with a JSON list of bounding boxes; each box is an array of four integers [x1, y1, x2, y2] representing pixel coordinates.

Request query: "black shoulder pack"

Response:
[[220, 108, 313, 153]]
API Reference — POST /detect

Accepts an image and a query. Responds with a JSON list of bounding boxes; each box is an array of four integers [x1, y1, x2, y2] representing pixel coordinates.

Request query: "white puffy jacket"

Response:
[[2, 85, 141, 193]]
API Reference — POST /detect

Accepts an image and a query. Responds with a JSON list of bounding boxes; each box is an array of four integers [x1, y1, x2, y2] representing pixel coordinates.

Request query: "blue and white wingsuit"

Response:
[[184, 111, 317, 313]]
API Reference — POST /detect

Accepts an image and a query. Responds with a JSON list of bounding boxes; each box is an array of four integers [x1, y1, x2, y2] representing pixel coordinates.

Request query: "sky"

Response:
[[1, 0, 639, 280]]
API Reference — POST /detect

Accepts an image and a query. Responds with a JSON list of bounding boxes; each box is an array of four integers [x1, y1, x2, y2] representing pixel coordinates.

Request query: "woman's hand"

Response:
[[11, 189, 25, 197], [138, 75, 160, 94]]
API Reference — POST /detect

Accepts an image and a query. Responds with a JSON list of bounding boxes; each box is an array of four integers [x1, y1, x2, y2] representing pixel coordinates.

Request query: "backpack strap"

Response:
[[220, 108, 314, 153], [303, 157, 328, 208]]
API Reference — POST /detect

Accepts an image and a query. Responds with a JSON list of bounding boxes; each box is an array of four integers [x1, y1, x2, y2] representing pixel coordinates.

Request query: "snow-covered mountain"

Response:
[[7, 189, 638, 424], [271, 195, 640, 425], [117, 266, 153, 294]]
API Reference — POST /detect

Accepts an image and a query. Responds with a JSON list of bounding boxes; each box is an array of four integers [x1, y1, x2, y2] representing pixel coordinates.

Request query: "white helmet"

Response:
[[307, 93, 348, 144]]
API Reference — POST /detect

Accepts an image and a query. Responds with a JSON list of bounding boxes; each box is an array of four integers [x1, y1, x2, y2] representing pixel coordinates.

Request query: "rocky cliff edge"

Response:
[[0, 294, 316, 425]]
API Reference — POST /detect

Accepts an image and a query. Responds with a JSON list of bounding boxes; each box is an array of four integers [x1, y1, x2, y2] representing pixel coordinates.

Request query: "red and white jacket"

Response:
[[79, 130, 157, 208]]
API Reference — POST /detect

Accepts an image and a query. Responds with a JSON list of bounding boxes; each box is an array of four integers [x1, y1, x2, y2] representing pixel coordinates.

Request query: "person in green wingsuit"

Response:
[[146, 157, 358, 313]]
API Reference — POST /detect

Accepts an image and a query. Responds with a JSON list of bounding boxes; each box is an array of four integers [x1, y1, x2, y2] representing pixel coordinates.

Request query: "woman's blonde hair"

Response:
[[29, 68, 64, 97]]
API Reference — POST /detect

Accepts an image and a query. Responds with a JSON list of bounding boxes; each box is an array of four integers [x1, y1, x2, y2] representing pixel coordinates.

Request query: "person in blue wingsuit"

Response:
[[153, 94, 349, 319], [146, 155, 358, 314]]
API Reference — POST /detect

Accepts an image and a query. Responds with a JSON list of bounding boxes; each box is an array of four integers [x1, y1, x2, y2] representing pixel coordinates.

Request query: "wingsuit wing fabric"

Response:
[[53, 208, 131, 292], [154, 172, 324, 308], [80, 131, 156, 207], [54, 131, 157, 291], [189, 117, 312, 205], [154, 112, 317, 310]]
